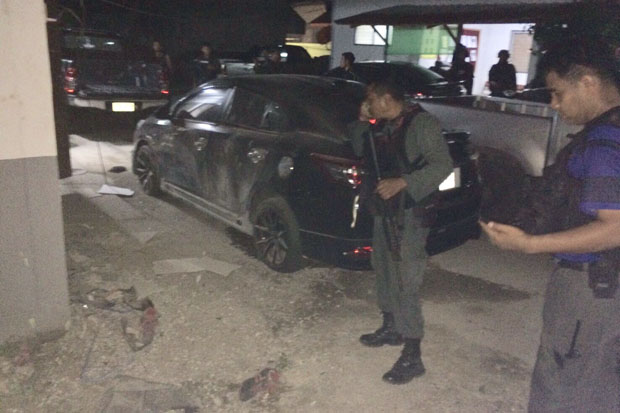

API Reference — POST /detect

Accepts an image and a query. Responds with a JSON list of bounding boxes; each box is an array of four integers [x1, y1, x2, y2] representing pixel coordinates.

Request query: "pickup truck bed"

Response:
[[419, 95, 581, 221], [420, 95, 579, 176], [61, 29, 168, 114]]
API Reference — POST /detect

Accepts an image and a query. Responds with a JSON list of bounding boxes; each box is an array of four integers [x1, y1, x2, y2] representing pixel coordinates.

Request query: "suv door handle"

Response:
[[247, 148, 267, 163]]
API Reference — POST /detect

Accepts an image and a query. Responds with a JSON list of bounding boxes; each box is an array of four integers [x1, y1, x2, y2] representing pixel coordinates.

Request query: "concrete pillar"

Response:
[[0, 1, 70, 344]]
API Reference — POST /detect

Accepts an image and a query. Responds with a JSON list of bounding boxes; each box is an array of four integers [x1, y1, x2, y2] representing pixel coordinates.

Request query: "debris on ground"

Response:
[[77, 286, 152, 313], [238, 367, 280, 401], [12, 343, 31, 367], [98, 375, 199, 413], [121, 302, 159, 351]]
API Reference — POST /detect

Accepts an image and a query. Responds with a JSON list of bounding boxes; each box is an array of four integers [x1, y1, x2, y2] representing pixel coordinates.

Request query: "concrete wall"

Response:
[[0, 1, 70, 344]]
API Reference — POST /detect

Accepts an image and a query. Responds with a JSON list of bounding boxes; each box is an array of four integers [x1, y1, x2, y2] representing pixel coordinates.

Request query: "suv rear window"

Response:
[[353, 62, 445, 85]]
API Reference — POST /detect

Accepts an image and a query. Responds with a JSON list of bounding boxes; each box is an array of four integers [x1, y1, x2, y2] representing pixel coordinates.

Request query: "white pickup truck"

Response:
[[419, 95, 581, 221], [60, 28, 169, 115]]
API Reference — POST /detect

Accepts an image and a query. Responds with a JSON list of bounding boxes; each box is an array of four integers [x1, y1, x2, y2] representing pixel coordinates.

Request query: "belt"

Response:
[[557, 260, 590, 272]]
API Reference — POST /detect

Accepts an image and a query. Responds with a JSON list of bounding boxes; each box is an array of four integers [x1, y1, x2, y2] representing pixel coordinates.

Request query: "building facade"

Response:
[[0, 1, 70, 344]]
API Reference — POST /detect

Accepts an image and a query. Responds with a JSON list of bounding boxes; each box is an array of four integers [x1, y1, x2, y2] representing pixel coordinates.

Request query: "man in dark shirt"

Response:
[[326, 52, 359, 81], [481, 40, 620, 412], [488, 50, 517, 97], [254, 47, 284, 74], [193, 42, 221, 85], [150, 40, 172, 75], [447, 44, 474, 95]]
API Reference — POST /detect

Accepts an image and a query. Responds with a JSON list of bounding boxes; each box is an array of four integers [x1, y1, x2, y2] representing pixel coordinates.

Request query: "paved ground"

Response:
[[0, 130, 557, 412]]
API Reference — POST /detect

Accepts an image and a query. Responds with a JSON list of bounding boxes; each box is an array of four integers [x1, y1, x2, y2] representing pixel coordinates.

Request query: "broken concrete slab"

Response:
[[97, 376, 198, 413], [91, 196, 143, 221], [119, 218, 169, 244], [152, 257, 241, 277], [132, 231, 158, 245]]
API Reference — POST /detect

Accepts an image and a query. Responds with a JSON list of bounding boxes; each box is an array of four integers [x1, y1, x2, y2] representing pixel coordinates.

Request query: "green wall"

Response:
[[389, 25, 456, 56]]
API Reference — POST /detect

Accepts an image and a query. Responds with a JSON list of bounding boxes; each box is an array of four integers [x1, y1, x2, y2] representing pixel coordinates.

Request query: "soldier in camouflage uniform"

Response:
[[349, 80, 452, 384]]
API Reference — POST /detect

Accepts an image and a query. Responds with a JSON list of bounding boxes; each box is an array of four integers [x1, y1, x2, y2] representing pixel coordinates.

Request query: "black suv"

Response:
[[132, 75, 481, 271]]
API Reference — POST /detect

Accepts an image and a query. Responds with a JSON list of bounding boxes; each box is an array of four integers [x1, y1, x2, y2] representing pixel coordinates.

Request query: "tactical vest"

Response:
[[360, 105, 430, 217], [514, 106, 620, 260]]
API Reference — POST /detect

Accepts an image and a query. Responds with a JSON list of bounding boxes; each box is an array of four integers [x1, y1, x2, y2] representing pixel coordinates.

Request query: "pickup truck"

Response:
[[419, 95, 581, 221], [60, 28, 169, 115]]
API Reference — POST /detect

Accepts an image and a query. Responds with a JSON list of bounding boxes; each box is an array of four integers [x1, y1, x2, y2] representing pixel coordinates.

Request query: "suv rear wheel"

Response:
[[134, 145, 161, 196], [253, 196, 302, 272]]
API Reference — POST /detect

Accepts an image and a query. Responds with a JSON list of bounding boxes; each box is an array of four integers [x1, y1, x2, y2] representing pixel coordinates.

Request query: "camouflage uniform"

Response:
[[349, 110, 452, 339]]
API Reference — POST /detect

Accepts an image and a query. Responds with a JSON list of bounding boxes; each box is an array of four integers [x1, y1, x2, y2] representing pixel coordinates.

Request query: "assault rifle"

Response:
[[367, 125, 402, 262]]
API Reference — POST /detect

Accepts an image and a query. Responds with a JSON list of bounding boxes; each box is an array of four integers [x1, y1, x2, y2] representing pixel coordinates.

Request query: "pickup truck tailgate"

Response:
[[73, 58, 163, 98]]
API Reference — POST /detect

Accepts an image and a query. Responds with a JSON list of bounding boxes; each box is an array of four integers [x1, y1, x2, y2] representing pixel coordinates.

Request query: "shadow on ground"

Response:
[[312, 261, 530, 305]]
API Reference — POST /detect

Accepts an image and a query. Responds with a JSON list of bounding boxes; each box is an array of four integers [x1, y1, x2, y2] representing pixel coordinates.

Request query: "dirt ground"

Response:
[[0, 133, 542, 412]]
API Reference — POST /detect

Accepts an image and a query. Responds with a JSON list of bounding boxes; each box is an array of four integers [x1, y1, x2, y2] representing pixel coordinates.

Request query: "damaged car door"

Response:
[[164, 87, 231, 196], [205, 86, 288, 214]]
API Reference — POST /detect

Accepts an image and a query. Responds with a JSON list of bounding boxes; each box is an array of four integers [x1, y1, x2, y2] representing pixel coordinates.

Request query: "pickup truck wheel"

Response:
[[134, 145, 161, 196], [253, 196, 302, 272]]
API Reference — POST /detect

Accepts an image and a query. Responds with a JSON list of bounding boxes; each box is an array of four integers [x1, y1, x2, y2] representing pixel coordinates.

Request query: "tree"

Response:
[[532, 3, 619, 54], [527, 3, 620, 87]]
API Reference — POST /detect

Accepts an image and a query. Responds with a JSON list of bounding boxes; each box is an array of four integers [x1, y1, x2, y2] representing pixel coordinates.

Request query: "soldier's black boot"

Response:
[[382, 338, 425, 384], [359, 312, 404, 347]]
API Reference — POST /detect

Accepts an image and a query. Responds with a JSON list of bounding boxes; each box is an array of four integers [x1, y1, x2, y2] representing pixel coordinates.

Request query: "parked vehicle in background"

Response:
[[217, 51, 255, 77], [419, 95, 580, 221], [60, 28, 169, 116], [352, 61, 466, 99], [252, 44, 326, 75], [132, 75, 481, 271]]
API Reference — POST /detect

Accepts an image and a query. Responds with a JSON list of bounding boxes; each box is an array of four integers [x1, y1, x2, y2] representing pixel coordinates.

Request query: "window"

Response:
[[354, 25, 392, 46], [227, 88, 288, 131], [174, 88, 230, 122], [511, 31, 534, 73]]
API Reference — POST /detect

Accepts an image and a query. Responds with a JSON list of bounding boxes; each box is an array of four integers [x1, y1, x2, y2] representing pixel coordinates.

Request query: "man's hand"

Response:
[[376, 178, 407, 200], [480, 221, 534, 253]]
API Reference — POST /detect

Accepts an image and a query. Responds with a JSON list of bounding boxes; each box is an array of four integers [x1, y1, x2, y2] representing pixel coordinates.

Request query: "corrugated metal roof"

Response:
[[335, 0, 619, 25]]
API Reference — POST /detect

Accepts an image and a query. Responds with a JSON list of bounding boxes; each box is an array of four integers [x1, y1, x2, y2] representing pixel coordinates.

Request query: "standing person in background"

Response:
[[448, 44, 474, 95], [193, 42, 221, 85], [429, 59, 448, 77], [481, 39, 620, 412], [254, 47, 284, 74], [348, 80, 452, 384], [151, 40, 172, 75], [325, 52, 359, 81], [488, 49, 517, 97]]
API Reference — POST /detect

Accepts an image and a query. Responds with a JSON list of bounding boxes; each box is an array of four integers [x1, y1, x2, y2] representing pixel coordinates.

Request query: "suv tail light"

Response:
[[64, 66, 78, 94], [158, 69, 169, 95], [310, 153, 363, 188], [405, 92, 427, 100]]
